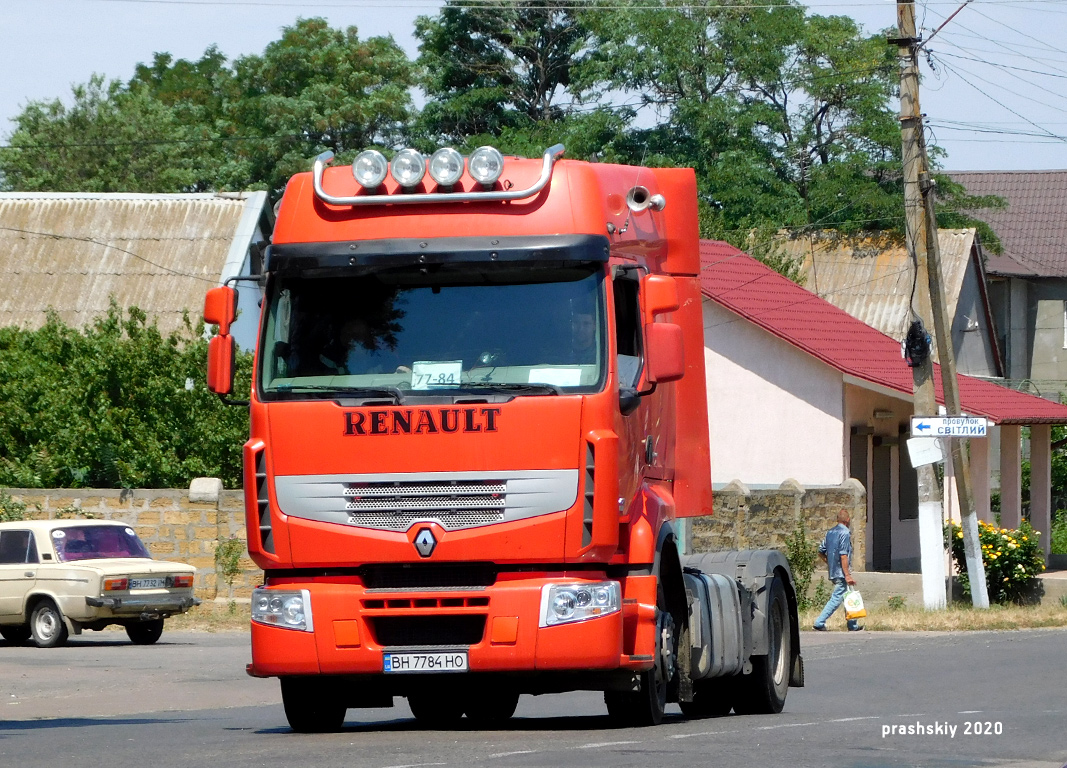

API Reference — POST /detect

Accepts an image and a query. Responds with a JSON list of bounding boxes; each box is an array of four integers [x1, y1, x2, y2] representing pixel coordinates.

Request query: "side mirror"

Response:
[[204, 286, 238, 335], [644, 322, 684, 384], [641, 274, 679, 322], [207, 334, 235, 395]]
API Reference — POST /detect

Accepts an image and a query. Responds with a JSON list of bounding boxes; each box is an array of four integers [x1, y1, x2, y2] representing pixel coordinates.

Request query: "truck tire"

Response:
[[463, 690, 520, 725], [734, 576, 790, 715], [0, 624, 32, 645], [30, 599, 69, 648], [679, 677, 734, 719], [126, 619, 165, 645], [280, 678, 347, 733], [408, 691, 465, 728], [604, 588, 674, 727]]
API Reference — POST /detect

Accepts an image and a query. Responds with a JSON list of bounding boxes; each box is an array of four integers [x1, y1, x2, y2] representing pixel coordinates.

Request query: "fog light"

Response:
[[428, 147, 464, 187], [540, 581, 620, 627], [352, 149, 388, 189], [252, 588, 314, 632], [390, 148, 426, 188], [468, 146, 504, 186]]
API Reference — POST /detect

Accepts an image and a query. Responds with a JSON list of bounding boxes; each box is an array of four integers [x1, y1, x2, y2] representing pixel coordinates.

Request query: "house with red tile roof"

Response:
[[699, 240, 1067, 571], [949, 171, 1067, 395]]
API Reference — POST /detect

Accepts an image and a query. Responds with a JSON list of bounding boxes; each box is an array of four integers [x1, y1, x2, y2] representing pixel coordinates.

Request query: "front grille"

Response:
[[360, 563, 497, 590], [369, 615, 486, 647], [344, 480, 506, 530]]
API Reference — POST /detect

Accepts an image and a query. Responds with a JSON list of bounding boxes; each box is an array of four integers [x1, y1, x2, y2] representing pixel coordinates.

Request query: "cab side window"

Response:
[[613, 278, 643, 387], [0, 530, 38, 564]]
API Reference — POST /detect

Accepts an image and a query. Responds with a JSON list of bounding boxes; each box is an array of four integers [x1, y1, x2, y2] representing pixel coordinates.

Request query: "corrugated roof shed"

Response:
[[948, 170, 1067, 277], [776, 229, 978, 342], [0, 192, 266, 335], [700, 240, 1067, 425]]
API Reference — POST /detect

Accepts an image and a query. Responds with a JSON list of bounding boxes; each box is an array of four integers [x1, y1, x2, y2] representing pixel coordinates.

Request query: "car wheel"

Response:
[[30, 599, 69, 648], [126, 619, 165, 645], [604, 586, 675, 727], [280, 678, 347, 733], [463, 689, 520, 726], [0, 624, 32, 645], [733, 576, 790, 715]]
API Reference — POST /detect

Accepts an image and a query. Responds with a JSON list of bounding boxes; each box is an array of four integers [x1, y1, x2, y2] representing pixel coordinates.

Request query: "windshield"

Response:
[[259, 264, 606, 399], [52, 525, 152, 562]]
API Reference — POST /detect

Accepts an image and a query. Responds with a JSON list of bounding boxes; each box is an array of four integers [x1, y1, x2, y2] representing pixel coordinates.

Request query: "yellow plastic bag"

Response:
[[844, 588, 867, 620]]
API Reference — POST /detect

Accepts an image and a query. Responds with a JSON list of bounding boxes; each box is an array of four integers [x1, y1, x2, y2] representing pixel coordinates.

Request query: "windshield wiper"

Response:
[[274, 384, 405, 403], [462, 382, 563, 396]]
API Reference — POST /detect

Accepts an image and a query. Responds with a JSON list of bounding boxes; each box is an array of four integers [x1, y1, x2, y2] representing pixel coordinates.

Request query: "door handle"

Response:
[[23, 571, 35, 578]]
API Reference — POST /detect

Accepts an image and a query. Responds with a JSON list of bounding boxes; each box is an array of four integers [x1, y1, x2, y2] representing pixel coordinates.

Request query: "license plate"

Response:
[[383, 651, 468, 674], [129, 578, 166, 590]]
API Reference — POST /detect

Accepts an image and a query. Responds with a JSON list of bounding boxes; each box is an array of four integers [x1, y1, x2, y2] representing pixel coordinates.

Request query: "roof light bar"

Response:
[[428, 147, 465, 187], [352, 150, 388, 189], [468, 146, 504, 187], [389, 148, 426, 189], [313, 144, 565, 207]]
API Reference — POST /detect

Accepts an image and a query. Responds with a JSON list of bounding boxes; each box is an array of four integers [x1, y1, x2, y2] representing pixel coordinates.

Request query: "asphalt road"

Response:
[[2, 627, 1066, 768]]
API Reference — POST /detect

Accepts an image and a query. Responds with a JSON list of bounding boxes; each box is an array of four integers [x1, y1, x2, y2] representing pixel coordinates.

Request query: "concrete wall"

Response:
[[3, 487, 261, 601], [684, 479, 867, 572], [703, 299, 846, 486]]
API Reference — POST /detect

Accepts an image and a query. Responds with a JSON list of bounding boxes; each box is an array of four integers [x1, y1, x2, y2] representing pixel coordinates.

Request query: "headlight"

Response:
[[251, 588, 314, 632], [468, 146, 504, 186], [428, 147, 464, 187], [352, 149, 388, 189], [389, 148, 426, 188], [539, 581, 620, 627]]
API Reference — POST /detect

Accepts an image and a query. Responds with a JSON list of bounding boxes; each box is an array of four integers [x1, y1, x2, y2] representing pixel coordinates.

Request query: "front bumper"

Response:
[[85, 595, 201, 616], [248, 574, 656, 678]]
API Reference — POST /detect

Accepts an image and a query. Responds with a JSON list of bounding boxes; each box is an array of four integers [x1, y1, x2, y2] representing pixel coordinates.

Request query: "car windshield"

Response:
[[52, 525, 152, 562], [259, 264, 606, 399]]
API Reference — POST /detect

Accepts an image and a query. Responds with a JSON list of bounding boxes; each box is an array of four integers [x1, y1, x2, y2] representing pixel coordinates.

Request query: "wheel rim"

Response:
[[770, 601, 786, 686], [36, 608, 58, 641]]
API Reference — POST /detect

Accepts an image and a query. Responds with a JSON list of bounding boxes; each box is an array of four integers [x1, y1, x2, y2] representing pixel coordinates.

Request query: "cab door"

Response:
[[0, 529, 39, 619]]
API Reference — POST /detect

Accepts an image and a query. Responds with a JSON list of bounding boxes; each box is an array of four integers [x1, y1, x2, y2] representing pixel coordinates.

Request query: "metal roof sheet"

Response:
[[700, 240, 1067, 425], [0, 193, 264, 335]]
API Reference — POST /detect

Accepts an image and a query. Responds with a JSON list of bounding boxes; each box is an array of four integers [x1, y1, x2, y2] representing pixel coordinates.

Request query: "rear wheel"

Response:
[[463, 689, 520, 726], [0, 624, 31, 645], [126, 619, 165, 645], [408, 690, 465, 728], [604, 587, 675, 727], [30, 599, 69, 648], [280, 678, 347, 733], [734, 576, 790, 715]]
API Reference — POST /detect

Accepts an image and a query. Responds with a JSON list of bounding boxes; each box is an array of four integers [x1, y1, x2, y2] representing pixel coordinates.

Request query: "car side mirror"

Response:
[[641, 274, 679, 321], [644, 322, 684, 384], [204, 286, 238, 335], [207, 334, 235, 395]]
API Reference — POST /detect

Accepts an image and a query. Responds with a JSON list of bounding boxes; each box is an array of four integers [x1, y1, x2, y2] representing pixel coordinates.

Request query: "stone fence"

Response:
[[2, 482, 260, 600], [683, 478, 868, 571]]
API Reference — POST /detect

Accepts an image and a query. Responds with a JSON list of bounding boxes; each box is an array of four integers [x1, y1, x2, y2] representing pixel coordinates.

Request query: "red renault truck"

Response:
[[204, 144, 803, 732]]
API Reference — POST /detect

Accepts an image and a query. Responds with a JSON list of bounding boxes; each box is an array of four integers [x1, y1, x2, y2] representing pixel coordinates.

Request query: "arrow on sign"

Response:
[[914, 422, 931, 432]]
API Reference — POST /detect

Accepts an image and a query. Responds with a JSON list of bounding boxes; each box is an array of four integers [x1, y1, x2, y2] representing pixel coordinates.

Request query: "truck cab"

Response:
[[205, 144, 802, 732]]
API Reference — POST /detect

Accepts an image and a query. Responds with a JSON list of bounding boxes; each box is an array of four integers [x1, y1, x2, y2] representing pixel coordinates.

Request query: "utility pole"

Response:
[[895, 0, 989, 608]]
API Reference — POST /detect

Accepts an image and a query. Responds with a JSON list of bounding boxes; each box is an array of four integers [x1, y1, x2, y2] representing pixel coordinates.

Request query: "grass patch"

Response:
[[800, 601, 1067, 631], [168, 600, 251, 632]]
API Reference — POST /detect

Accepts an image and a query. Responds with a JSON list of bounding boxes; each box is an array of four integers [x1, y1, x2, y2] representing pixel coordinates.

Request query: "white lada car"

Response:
[[0, 519, 199, 647]]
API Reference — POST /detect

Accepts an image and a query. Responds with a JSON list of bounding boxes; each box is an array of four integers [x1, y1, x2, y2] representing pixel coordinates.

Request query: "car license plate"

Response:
[[383, 651, 468, 674], [129, 578, 166, 590]]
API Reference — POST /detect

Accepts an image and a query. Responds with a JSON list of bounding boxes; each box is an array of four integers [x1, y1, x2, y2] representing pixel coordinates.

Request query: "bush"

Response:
[[214, 535, 246, 599], [0, 490, 27, 522], [0, 303, 251, 489], [784, 521, 820, 610], [947, 521, 1045, 604]]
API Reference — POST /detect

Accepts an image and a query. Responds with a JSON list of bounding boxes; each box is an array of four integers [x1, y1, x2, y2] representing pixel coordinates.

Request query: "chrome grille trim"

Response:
[[275, 469, 578, 532]]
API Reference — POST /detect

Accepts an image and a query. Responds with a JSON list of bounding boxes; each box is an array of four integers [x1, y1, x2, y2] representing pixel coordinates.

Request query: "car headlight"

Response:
[[539, 581, 620, 627], [251, 588, 314, 632]]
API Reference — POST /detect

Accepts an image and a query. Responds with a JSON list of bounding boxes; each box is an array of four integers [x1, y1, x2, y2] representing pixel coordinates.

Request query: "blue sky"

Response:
[[2, 0, 1067, 170]]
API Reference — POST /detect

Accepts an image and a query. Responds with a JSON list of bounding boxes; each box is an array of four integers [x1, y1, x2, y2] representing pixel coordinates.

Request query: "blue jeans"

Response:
[[814, 578, 859, 630]]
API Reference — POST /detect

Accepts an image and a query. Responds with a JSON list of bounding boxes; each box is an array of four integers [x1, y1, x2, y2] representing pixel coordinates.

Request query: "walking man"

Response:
[[813, 509, 863, 631]]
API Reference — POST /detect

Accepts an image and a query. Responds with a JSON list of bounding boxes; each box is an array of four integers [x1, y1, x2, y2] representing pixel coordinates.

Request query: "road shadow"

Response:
[[0, 715, 192, 735]]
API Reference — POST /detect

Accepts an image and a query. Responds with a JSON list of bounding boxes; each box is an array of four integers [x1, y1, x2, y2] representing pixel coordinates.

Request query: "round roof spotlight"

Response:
[[468, 146, 504, 187], [352, 149, 388, 189], [428, 147, 465, 187], [389, 148, 426, 189]]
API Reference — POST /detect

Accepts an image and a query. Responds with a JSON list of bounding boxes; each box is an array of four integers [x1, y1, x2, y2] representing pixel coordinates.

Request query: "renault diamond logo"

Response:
[[413, 528, 437, 558]]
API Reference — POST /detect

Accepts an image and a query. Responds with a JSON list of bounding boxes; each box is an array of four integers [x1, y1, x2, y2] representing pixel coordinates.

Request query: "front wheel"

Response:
[[126, 619, 165, 645], [280, 678, 347, 733], [0, 624, 32, 645], [30, 599, 69, 648], [604, 588, 675, 727], [734, 576, 791, 715]]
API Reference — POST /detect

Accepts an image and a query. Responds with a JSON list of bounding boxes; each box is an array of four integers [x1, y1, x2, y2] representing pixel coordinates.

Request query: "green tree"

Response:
[[414, 1, 591, 143], [0, 303, 250, 489]]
